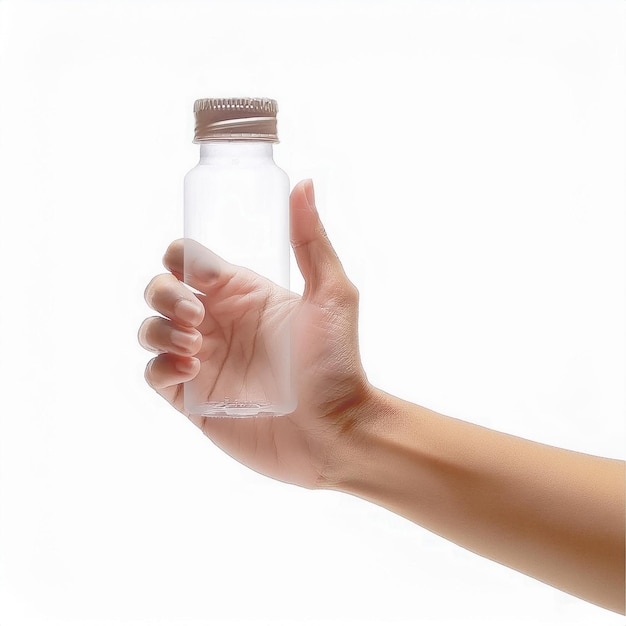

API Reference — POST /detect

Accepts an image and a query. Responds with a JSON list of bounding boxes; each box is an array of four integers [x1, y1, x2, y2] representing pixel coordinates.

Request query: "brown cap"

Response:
[[193, 97, 279, 143]]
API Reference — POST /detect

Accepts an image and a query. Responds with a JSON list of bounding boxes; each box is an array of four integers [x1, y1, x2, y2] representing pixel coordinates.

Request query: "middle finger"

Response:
[[144, 273, 204, 327], [138, 316, 202, 356]]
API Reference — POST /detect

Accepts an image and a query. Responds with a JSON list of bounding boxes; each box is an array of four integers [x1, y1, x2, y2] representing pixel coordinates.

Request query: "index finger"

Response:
[[163, 238, 236, 295]]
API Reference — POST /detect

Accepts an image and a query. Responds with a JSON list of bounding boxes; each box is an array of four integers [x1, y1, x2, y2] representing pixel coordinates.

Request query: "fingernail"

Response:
[[175, 299, 202, 322], [185, 241, 221, 285], [171, 329, 198, 352], [304, 179, 316, 212]]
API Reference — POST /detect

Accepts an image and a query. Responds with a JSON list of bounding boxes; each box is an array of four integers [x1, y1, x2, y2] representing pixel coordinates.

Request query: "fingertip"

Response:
[[291, 179, 317, 214], [290, 182, 320, 249], [303, 178, 316, 212], [163, 238, 184, 272]]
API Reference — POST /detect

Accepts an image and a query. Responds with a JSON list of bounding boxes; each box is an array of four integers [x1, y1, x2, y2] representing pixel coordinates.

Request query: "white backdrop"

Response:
[[0, 0, 624, 624]]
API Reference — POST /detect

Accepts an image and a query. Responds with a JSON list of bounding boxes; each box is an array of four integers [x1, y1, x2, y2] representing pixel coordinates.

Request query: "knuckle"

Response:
[[334, 279, 359, 306], [345, 280, 360, 304], [325, 279, 359, 309], [188, 251, 221, 285]]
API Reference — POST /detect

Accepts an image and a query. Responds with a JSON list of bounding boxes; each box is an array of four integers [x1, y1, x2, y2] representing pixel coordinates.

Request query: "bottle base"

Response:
[[187, 400, 287, 418]]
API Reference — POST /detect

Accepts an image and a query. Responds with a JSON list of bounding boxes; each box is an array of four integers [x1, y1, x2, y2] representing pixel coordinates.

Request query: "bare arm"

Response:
[[328, 388, 625, 614], [141, 179, 625, 615]]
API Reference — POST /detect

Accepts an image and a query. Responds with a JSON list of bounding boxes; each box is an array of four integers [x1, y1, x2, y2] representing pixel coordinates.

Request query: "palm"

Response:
[[185, 267, 365, 488], [187, 268, 293, 415]]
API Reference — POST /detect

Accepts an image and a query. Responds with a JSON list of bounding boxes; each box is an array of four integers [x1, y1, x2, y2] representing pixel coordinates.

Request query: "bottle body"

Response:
[[183, 141, 294, 417]]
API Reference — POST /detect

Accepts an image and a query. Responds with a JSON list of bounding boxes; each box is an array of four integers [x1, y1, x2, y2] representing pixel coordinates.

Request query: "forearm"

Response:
[[332, 388, 625, 614]]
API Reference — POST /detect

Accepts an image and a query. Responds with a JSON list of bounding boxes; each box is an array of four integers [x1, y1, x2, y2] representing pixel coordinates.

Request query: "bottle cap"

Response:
[[193, 97, 279, 143]]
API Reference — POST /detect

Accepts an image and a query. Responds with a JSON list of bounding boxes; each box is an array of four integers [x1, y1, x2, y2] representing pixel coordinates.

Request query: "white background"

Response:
[[0, 0, 624, 624]]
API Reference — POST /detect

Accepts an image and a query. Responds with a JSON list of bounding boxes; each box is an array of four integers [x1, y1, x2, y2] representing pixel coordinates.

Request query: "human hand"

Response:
[[138, 179, 374, 489]]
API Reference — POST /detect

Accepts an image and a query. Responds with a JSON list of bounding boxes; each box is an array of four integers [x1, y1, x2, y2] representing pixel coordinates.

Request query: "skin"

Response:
[[139, 179, 625, 615]]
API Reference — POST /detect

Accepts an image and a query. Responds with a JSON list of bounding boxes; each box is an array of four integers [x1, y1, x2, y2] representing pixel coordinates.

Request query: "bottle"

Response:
[[183, 97, 294, 418]]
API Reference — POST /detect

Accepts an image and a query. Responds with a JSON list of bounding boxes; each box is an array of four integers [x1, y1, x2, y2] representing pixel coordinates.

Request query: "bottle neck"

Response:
[[199, 141, 274, 164]]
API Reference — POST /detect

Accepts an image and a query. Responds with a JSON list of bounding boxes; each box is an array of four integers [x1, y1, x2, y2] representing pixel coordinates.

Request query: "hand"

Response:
[[138, 179, 374, 489]]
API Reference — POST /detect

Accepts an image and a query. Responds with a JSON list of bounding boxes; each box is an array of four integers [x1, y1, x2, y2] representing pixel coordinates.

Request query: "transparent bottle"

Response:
[[183, 97, 294, 418]]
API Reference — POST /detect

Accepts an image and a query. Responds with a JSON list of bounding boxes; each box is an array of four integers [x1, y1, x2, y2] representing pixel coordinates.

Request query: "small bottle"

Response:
[[183, 97, 294, 418]]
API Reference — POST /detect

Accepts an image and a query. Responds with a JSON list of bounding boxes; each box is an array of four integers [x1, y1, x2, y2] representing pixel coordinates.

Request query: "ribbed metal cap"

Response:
[[193, 97, 279, 143]]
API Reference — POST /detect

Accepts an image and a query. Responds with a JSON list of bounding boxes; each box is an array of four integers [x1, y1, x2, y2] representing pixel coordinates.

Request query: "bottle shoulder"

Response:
[[274, 164, 290, 182], [185, 161, 289, 183]]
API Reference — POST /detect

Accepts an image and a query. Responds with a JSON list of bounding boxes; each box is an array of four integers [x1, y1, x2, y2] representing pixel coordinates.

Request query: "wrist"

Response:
[[317, 385, 408, 493], [319, 387, 457, 529]]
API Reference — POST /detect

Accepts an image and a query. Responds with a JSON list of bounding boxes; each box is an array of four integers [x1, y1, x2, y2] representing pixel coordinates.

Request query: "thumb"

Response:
[[290, 179, 356, 305]]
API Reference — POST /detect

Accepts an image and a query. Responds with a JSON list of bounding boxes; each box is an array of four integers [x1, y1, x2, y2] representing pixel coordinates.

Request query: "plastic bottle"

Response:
[[183, 97, 294, 417]]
